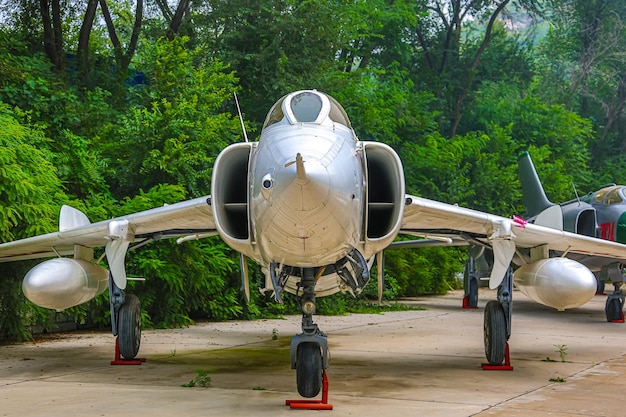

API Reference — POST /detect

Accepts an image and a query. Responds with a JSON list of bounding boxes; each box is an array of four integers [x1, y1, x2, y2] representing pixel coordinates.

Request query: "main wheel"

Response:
[[484, 300, 506, 365], [118, 294, 142, 360], [296, 342, 323, 398], [605, 297, 624, 322]]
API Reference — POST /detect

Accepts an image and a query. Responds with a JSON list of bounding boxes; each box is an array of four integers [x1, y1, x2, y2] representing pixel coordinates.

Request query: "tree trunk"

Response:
[[99, 0, 143, 75], [154, 0, 173, 23], [51, 0, 63, 70], [167, 0, 190, 40], [40, 0, 58, 69], [125, 0, 144, 70], [77, 0, 99, 85], [449, 0, 510, 137]]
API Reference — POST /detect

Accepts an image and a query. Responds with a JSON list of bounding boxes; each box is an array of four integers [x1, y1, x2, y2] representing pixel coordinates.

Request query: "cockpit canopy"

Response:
[[262, 90, 352, 129], [593, 185, 626, 205]]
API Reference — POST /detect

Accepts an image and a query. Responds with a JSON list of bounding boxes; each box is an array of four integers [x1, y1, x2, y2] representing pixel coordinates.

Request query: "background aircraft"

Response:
[[2, 90, 626, 400], [517, 152, 626, 321]]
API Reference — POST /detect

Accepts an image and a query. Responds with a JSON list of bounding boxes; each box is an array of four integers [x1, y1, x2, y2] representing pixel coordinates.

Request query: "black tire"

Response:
[[605, 297, 623, 322], [467, 278, 478, 308], [296, 342, 323, 398], [118, 294, 142, 360], [484, 300, 507, 365]]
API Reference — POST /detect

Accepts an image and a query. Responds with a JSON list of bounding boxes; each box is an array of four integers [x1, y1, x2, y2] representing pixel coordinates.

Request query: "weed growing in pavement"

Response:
[[542, 344, 568, 363], [181, 369, 214, 387], [555, 344, 568, 362]]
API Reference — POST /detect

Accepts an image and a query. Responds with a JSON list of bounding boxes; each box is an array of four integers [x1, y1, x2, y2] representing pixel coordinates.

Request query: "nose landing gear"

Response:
[[288, 267, 332, 408]]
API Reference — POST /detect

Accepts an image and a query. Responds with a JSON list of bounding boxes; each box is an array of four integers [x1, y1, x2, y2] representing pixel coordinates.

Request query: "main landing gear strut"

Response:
[[287, 267, 332, 410], [109, 275, 144, 365], [463, 255, 479, 309], [463, 245, 492, 309], [604, 263, 625, 323]]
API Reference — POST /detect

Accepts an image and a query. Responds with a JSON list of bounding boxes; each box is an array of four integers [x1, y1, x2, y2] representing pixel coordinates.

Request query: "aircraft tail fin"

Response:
[[517, 152, 555, 217], [517, 152, 563, 230]]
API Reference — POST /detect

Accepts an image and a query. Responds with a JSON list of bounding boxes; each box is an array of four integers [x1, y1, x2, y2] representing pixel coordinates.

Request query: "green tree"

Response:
[[410, 0, 543, 136], [466, 80, 593, 211], [106, 185, 242, 327], [98, 36, 241, 198], [538, 0, 626, 185], [0, 103, 65, 240], [0, 103, 69, 341]]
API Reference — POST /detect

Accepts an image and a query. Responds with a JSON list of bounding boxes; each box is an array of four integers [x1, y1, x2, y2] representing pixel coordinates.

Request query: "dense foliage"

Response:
[[1, 0, 625, 340]]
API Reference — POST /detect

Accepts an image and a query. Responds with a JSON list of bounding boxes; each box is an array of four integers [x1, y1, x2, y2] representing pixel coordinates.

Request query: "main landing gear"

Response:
[[605, 282, 625, 323], [109, 275, 144, 365], [288, 268, 332, 409], [463, 256, 479, 309], [463, 245, 492, 309], [482, 268, 513, 370], [603, 263, 626, 323]]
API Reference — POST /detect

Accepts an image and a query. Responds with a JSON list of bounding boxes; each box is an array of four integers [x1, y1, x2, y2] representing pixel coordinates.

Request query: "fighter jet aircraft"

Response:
[[517, 152, 626, 321], [2, 90, 626, 399]]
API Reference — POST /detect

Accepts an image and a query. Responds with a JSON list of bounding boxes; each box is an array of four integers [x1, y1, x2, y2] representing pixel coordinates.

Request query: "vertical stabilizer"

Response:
[[517, 152, 555, 217]]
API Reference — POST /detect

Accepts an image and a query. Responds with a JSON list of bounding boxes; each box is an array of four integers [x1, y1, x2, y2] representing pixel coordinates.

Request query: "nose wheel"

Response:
[[296, 342, 323, 397]]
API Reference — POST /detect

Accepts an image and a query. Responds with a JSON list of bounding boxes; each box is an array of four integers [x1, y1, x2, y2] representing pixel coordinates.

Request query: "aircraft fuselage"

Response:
[[250, 119, 362, 267], [211, 90, 405, 297]]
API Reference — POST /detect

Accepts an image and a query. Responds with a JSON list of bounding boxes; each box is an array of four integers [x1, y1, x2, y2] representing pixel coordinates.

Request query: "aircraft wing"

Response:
[[0, 196, 215, 263], [401, 195, 626, 262]]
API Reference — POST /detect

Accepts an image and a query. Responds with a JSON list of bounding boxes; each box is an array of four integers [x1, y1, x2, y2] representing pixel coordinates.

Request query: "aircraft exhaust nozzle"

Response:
[[518, 152, 555, 217]]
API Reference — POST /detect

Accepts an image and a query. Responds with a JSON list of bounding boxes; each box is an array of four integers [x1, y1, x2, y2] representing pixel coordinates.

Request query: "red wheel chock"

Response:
[[110, 337, 146, 365], [611, 312, 625, 323], [462, 295, 478, 309], [286, 370, 333, 410], [482, 343, 513, 371]]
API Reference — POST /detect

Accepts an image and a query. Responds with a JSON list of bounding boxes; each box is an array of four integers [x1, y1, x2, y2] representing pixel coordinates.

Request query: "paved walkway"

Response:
[[1, 289, 625, 416]]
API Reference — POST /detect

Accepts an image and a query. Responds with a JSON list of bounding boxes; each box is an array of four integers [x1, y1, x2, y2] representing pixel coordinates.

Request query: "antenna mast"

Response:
[[234, 92, 249, 142], [572, 182, 581, 205]]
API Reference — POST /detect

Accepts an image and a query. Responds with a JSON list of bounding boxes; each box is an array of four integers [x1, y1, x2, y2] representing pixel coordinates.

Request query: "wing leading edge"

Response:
[[0, 196, 216, 262], [401, 194, 626, 268]]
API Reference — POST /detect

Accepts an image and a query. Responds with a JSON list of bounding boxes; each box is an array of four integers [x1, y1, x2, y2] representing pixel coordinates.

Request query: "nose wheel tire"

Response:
[[118, 294, 142, 360], [296, 342, 323, 398], [484, 300, 507, 365]]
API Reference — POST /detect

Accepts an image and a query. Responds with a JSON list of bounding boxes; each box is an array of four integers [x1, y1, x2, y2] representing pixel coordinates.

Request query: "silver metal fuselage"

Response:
[[211, 90, 404, 297], [250, 122, 362, 267]]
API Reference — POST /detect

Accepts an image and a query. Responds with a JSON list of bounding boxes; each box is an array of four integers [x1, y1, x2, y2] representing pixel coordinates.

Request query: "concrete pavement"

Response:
[[2, 288, 626, 416]]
